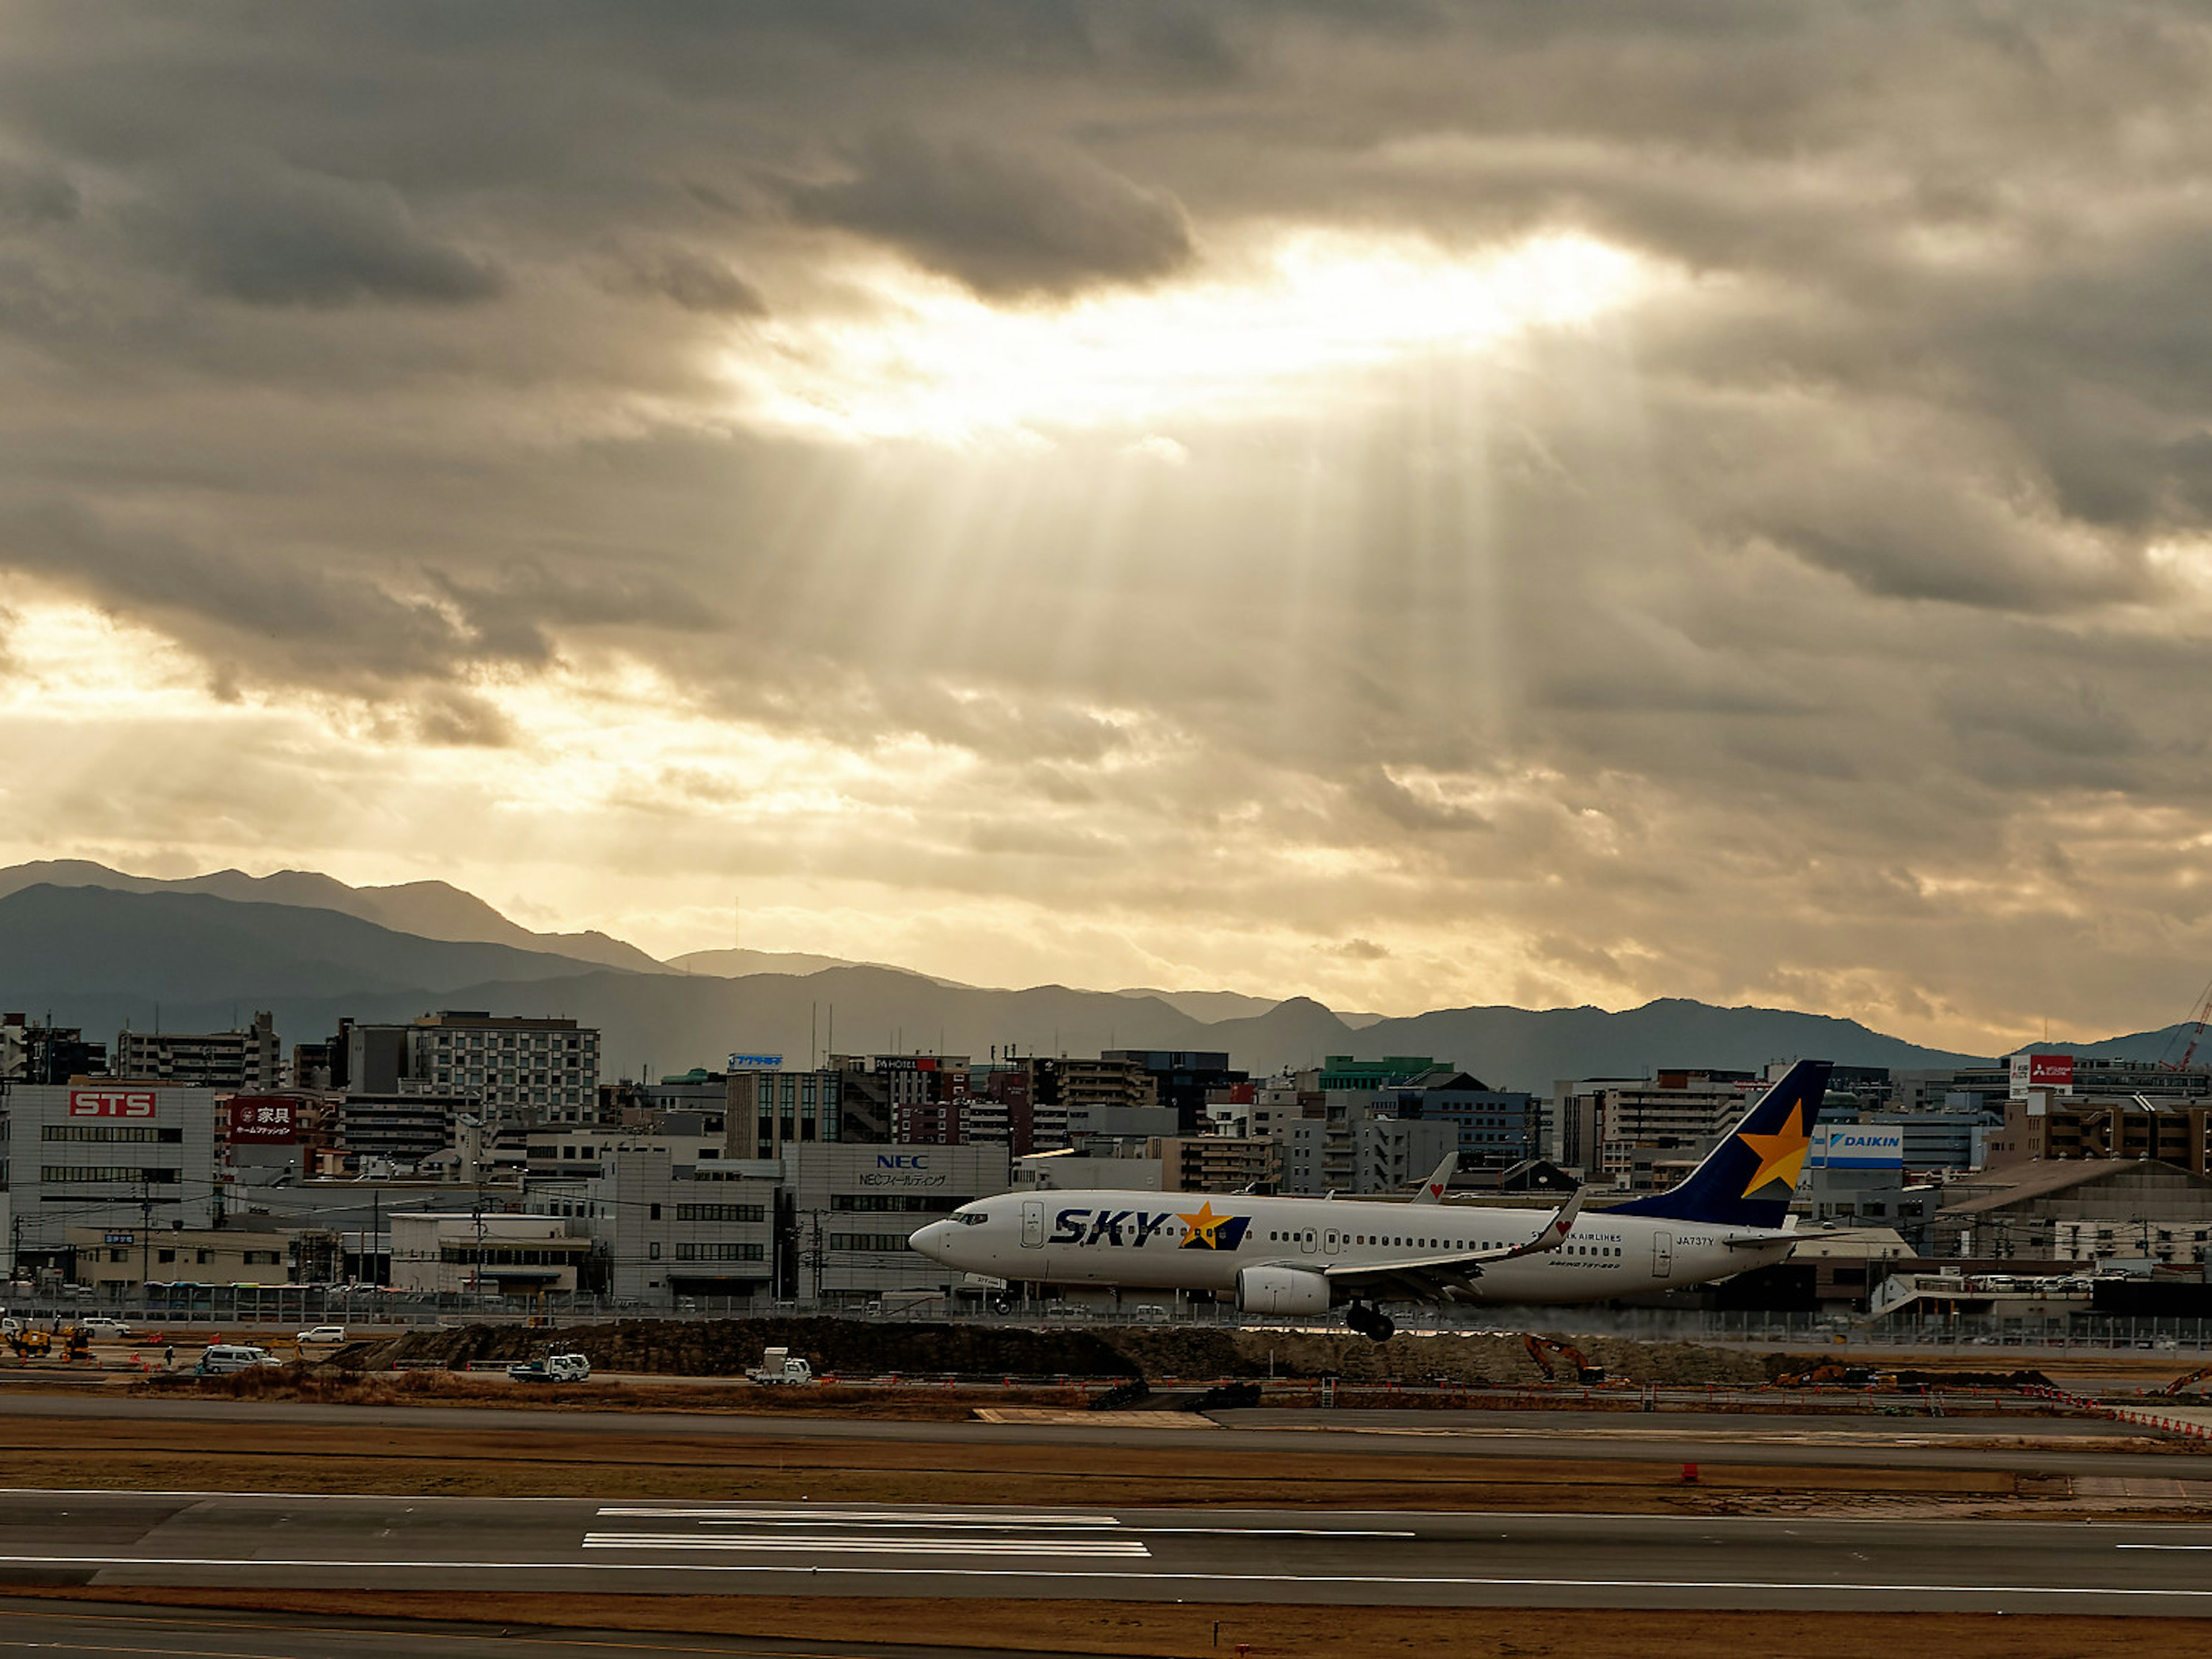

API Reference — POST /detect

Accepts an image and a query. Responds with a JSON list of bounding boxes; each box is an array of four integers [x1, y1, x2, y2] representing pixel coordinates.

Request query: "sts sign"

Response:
[[70, 1089, 155, 1119]]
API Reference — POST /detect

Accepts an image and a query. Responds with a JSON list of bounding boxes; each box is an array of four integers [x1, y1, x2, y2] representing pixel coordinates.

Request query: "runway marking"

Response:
[[7, 1554, 2212, 1600], [2116, 1543, 2212, 1551], [596, 1505, 1122, 1527], [584, 1532, 1152, 1557]]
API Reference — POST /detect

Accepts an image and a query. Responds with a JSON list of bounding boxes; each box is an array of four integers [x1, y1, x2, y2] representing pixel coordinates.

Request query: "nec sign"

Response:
[[876, 1154, 930, 1169], [70, 1090, 156, 1119]]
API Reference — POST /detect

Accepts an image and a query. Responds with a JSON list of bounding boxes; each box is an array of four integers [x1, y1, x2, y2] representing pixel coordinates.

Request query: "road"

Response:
[[1, 1392, 2198, 1480], [1, 1489, 2210, 1614]]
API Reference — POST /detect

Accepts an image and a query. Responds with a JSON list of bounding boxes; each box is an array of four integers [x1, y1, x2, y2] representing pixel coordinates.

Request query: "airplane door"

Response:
[[1021, 1201, 1044, 1249], [1324, 1228, 1343, 1257], [1300, 1227, 1317, 1256], [1652, 1231, 1673, 1280]]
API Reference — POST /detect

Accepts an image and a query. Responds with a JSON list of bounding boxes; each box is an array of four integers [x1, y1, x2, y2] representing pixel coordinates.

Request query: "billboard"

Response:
[[1810, 1126, 1903, 1170], [69, 1089, 155, 1119], [228, 1097, 298, 1144], [727, 1053, 784, 1071], [2009, 1051, 2074, 1099]]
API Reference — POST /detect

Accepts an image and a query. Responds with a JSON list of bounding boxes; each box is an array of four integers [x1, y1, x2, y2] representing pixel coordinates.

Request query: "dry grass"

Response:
[[5, 1588, 2206, 1658], [0, 1407, 2021, 1512]]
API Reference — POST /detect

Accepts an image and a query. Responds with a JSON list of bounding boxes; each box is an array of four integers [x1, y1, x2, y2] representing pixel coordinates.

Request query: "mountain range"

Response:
[[0, 858, 2187, 1092]]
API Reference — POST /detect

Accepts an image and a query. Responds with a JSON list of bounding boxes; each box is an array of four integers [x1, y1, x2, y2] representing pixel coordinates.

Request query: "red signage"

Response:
[[228, 1098, 298, 1144], [69, 1089, 156, 1119], [2029, 1053, 2075, 1088]]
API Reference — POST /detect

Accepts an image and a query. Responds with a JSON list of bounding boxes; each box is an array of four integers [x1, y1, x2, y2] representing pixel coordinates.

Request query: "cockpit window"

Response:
[[954, 1209, 988, 1227]]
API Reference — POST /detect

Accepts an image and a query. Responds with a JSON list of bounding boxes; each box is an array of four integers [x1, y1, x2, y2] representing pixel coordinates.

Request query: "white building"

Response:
[[786, 1143, 1010, 1305], [593, 1147, 781, 1304], [1, 1084, 224, 1266], [388, 1210, 592, 1297]]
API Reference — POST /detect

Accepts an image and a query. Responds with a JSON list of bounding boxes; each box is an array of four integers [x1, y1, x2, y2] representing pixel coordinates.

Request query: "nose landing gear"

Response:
[[1344, 1302, 1396, 1343]]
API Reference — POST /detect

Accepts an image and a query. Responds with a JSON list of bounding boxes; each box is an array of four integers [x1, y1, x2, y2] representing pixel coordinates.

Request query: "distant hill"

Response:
[[0, 859, 669, 974], [0, 885, 641, 1017], [1338, 998, 1984, 1089], [0, 872, 2015, 1088]]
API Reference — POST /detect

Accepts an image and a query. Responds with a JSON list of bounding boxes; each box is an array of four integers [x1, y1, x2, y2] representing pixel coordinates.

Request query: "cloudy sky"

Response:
[[5, 3, 2212, 1052]]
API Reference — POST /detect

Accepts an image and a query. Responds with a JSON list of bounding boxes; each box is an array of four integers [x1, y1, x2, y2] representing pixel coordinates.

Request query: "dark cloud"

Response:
[[787, 130, 1194, 297], [604, 244, 767, 315], [0, 159, 76, 228], [139, 158, 503, 308]]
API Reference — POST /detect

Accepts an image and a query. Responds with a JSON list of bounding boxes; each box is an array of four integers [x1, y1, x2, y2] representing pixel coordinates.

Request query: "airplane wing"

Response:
[[1310, 1187, 1585, 1304], [1405, 1151, 1457, 1206]]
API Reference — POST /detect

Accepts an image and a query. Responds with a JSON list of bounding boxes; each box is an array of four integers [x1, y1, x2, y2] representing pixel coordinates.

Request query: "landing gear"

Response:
[[1344, 1302, 1396, 1343]]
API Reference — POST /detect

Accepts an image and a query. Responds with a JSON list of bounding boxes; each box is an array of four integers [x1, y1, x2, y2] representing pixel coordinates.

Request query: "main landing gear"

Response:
[[1344, 1301, 1396, 1343]]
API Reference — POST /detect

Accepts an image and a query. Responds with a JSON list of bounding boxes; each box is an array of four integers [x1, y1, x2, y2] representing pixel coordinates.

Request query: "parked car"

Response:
[[195, 1344, 281, 1375], [78, 1317, 134, 1340], [296, 1325, 347, 1344]]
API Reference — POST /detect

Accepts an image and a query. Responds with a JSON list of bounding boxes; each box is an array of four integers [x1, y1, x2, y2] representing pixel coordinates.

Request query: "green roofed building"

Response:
[[1317, 1056, 1450, 1092]]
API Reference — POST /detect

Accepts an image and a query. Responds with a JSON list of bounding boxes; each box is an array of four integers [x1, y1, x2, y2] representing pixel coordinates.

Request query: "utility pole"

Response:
[[138, 1173, 153, 1317]]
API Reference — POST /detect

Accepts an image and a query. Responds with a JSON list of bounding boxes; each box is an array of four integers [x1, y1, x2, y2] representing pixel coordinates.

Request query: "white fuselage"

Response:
[[910, 1190, 1796, 1304]]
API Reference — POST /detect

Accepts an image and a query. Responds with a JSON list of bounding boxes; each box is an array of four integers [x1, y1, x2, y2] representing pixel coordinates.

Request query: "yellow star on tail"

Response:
[[1738, 1104, 1812, 1196], [1178, 1202, 1229, 1248]]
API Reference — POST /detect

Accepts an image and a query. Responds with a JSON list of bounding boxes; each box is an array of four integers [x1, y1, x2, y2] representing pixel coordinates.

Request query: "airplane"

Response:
[[910, 1059, 1832, 1339]]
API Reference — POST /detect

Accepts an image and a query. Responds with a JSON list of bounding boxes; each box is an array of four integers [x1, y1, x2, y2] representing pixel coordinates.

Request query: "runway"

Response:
[[3, 1489, 2212, 1613]]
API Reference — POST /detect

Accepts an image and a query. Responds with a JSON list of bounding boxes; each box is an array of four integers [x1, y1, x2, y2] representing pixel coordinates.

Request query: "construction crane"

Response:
[[2158, 974, 2212, 1071], [1523, 1334, 1606, 1384]]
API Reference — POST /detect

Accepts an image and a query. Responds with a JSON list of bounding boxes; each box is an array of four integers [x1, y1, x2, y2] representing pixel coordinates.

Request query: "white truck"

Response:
[[747, 1347, 816, 1385], [507, 1351, 591, 1383]]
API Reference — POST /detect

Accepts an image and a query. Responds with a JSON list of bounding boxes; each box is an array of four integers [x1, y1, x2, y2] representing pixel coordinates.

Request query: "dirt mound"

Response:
[[352, 1317, 1143, 1380], [346, 1317, 1769, 1388]]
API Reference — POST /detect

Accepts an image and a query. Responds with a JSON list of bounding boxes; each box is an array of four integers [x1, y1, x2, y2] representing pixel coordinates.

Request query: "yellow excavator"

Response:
[[1524, 1334, 1607, 1384], [5, 1327, 92, 1362], [2160, 1366, 2212, 1397]]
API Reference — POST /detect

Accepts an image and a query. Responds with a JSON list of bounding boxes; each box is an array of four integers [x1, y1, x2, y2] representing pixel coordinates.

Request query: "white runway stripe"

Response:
[[582, 1532, 1150, 1557], [595, 1505, 1120, 1529]]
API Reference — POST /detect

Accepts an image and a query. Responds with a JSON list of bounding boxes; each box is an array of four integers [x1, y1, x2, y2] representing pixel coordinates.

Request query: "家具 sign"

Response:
[[228, 1098, 298, 1144], [69, 1089, 156, 1119]]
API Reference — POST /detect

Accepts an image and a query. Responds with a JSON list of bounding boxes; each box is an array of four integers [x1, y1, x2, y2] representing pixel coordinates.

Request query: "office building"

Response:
[[0, 1083, 224, 1264]]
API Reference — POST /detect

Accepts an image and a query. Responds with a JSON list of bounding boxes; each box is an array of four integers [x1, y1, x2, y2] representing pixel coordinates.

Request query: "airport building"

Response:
[[595, 1146, 779, 1304]]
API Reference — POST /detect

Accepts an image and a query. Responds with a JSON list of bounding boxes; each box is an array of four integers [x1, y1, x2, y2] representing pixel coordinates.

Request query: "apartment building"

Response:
[[112, 1011, 281, 1090]]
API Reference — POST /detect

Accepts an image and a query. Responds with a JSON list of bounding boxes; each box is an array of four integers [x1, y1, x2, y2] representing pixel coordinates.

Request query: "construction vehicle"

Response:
[[1524, 1334, 1605, 1384], [747, 1347, 816, 1385], [1775, 1359, 1892, 1389], [6, 1327, 93, 1363], [2161, 1365, 2212, 1396]]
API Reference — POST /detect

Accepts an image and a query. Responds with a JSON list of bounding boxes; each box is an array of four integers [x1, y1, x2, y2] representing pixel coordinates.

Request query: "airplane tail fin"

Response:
[[1608, 1059, 1832, 1229], [1407, 1150, 1457, 1205]]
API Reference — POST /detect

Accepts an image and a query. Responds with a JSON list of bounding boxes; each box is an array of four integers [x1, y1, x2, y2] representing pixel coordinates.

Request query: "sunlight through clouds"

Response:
[[725, 230, 1650, 442]]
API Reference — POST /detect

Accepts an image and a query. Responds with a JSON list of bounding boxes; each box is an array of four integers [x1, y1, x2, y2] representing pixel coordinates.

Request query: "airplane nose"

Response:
[[909, 1221, 950, 1259]]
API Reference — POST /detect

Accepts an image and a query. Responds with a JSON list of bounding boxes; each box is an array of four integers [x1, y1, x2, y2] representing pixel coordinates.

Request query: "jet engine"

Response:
[[1235, 1265, 1332, 1315]]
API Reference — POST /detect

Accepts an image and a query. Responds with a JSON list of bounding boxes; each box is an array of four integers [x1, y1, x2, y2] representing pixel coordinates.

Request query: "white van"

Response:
[[79, 1317, 134, 1340], [196, 1344, 281, 1375]]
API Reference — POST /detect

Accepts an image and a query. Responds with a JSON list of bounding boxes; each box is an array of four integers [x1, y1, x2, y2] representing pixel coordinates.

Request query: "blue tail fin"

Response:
[[1608, 1059, 1832, 1228]]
